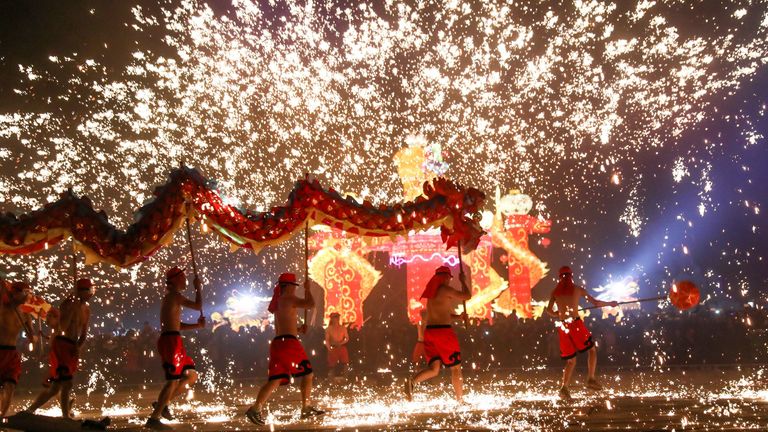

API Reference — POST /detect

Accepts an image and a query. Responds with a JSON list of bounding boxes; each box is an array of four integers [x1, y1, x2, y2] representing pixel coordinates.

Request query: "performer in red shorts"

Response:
[[546, 266, 617, 400], [0, 279, 36, 417], [245, 273, 325, 425], [405, 266, 471, 403], [26, 278, 94, 419], [325, 312, 349, 379], [145, 267, 205, 430]]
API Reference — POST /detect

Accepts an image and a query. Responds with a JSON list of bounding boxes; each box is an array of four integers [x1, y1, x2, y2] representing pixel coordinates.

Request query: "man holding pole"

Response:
[[405, 265, 471, 403], [0, 280, 36, 417], [545, 266, 617, 400], [145, 267, 204, 430], [245, 273, 324, 425], [25, 278, 94, 419]]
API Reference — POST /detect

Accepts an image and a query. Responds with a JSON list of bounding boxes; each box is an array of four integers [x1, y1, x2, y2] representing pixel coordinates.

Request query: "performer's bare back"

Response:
[[0, 299, 26, 346], [551, 286, 589, 321], [426, 285, 469, 326], [274, 294, 311, 336], [160, 292, 197, 332]]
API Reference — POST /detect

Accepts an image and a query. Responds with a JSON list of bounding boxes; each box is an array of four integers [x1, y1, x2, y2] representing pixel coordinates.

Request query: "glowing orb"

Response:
[[670, 280, 700, 311]]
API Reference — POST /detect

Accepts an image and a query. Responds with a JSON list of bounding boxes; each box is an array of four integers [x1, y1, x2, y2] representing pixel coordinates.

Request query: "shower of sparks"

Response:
[[0, 0, 766, 315], [0, 1, 767, 428]]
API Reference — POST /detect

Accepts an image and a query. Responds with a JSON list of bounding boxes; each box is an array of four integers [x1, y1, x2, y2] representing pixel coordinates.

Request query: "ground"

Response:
[[3, 366, 767, 431]]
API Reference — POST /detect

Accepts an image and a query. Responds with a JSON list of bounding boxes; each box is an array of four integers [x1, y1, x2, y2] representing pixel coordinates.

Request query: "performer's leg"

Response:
[[150, 380, 179, 420], [300, 372, 314, 409], [170, 370, 197, 400], [587, 346, 597, 381], [449, 366, 463, 402], [0, 382, 15, 417], [60, 380, 73, 418], [413, 360, 440, 384], [562, 358, 576, 389], [250, 378, 281, 412], [26, 382, 60, 413]]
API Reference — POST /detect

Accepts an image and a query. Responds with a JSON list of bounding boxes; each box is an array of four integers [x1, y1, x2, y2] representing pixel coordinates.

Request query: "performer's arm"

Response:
[[77, 308, 90, 347], [584, 289, 618, 308], [0, 279, 7, 306], [452, 273, 472, 301], [58, 300, 74, 336], [293, 279, 316, 309], [545, 295, 558, 317], [25, 314, 37, 344], [324, 328, 331, 348], [181, 315, 206, 331], [179, 278, 203, 311], [341, 327, 349, 345]]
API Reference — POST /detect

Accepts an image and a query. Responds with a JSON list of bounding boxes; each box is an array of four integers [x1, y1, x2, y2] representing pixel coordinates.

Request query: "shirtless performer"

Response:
[[411, 309, 428, 365], [405, 265, 471, 403], [145, 266, 205, 430], [325, 312, 349, 378], [245, 273, 325, 425], [0, 280, 35, 417], [545, 266, 617, 400], [26, 278, 94, 419]]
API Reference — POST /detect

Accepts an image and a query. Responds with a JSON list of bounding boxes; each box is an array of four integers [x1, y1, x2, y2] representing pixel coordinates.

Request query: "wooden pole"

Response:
[[457, 243, 470, 328], [580, 295, 667, 311], [185, 206, 203, 318], [303, 221, 309, 329], [71, 238, 78, 291]]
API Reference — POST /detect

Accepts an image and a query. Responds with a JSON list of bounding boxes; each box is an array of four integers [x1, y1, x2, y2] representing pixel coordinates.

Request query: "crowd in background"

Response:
[[13, 306, 767, 391]]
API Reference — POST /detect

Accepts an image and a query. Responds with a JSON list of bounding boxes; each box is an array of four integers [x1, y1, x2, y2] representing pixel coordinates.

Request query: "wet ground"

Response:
[[3, 365, 768, 431]]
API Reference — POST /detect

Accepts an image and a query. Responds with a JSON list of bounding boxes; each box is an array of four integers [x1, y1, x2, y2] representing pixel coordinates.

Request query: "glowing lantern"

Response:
[[669, 280, 700, 311]]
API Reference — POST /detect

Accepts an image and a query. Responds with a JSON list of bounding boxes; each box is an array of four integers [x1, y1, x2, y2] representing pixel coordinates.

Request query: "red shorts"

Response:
[[157, 331, 196, 380], [327, 345, 349, 367], [424, 325, 461, 368], [0, 346, 21, 385], [269, 335, 312, 385], [558, 318, 594, 360], [412, 341, 428, 364], [49, 336, 79, 382]]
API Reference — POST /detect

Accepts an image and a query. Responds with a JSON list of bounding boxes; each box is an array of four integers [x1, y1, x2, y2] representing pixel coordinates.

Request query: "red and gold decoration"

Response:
[[308, 227, 381, 329], [0, 167, 485, 267], [491, 188, 552, 319]]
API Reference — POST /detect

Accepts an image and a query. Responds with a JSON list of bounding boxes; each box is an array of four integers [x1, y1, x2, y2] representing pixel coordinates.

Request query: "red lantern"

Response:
[[669, 280, 700, 311]]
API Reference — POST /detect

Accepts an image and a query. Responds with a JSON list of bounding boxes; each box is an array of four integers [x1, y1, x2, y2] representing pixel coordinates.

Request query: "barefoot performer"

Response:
[[405, 265, 471, 403], [0, 280, 36, 417], [545, 266, 617, 400], [245, 273, 325, 425], [145, 267, 205, 430], [25, 278, 94, 419], [325, 312, 349, 378]]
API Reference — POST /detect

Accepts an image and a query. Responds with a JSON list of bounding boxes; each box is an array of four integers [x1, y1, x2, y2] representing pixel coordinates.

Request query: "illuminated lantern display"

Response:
[[390, 140, 506, 324], [455, 235, 508, 323], [308, 227, 381, 329], [491, 189, 552, 319], [389, 230, 460, 324], [393, 136, 435, 201]]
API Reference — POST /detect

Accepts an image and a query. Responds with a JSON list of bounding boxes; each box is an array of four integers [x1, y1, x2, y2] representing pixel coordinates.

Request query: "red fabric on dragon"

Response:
[[0, 168, 485, 267]]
